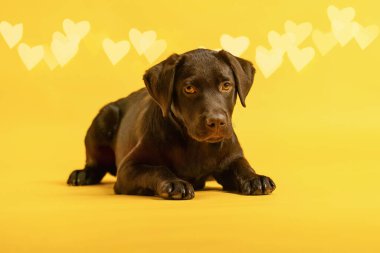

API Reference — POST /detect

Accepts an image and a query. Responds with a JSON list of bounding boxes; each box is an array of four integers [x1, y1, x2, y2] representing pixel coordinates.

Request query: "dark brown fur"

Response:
[[67, 49, 276, 200]]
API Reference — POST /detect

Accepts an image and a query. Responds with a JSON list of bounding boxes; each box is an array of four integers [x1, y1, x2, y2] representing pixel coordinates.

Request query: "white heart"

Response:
[[284, 20, 313, 46], [0, 21, 23, 48], [129, 28, 157, 55], [220, 34, 250, 56], [102, 38, 130, 65], [287, 46, 315, 72], [255, 46, 283, 78], [63, 19, 90, 41], [312, 30, 338, 56], [51, 32, 80, 66], [327, 5, 356, 46], [143, 39, 167, 63], [268, 31, 296, 54], [352, 22, 379, 50], [327, 5, 356, 23], [17, 43, 44, 70]]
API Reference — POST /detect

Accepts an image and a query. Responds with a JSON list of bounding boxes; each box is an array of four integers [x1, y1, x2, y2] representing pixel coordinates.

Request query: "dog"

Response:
[[67, 49, 276, 200]]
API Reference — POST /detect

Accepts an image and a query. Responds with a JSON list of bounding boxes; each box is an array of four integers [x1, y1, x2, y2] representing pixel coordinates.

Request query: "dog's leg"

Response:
[[189, 178, 206, 190], [214, 157, 276, 195], [67, 148, 113, 186], [67, 166, 107, 186], [67, 103, 120, 185], [114, 163, 195, 200]]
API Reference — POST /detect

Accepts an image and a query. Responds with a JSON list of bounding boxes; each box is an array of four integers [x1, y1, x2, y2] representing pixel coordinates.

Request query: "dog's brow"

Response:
[[181, 76, 198, 84], [218, 74, 233, 82]]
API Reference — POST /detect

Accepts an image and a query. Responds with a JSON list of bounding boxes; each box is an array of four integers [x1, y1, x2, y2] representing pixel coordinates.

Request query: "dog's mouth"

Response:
[[189, 132, 229, 143], [205, 136, 225, 143]]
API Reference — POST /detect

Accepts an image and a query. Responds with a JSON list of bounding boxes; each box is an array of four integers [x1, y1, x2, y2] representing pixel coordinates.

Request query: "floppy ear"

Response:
[[143, 54, 183, 117], [218, 50, 256, 107]]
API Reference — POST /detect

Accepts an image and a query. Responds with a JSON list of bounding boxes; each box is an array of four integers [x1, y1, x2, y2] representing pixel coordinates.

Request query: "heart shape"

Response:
[[129, 28, 157, 55], [102, 38, 130, 65], [268, 31, 296, 54], [331, 20, 355, 46], [327, 5, 356, 46], [0, 21, 23, 48], [255, 46, 283, 78], [287, 46, 315, 72], [220, 34, 250, 56], [312, 30, 338, 56], [143, 39, 167, 63], [284, 20, 313, 46], [51, 32, 80, 66], [17, 43, 44, 70], [352, 22, 379, 50], [327, 5, 356, 23], [63, 19, 90, 41]]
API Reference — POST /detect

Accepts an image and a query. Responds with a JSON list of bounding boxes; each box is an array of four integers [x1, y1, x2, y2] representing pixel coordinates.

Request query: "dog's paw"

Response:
[[239, 175, 276, 195], [67, 169, 98, 186], [157, 179, 195, 200], [67, 170, 85, 185]]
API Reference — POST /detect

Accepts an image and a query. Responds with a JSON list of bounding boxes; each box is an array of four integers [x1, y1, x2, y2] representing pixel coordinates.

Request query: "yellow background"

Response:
[[1, 0, 379, 252]]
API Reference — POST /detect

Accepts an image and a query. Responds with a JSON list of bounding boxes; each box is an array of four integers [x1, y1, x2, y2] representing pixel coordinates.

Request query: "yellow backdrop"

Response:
[[1, 0, 379, 252]]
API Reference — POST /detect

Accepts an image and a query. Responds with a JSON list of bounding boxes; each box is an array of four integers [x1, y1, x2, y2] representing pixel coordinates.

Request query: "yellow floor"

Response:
[[0, 124, 379, 253]]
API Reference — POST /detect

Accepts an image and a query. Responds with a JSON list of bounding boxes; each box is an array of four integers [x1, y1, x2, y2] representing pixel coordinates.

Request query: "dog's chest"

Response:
[[168, 143, 226, 179]]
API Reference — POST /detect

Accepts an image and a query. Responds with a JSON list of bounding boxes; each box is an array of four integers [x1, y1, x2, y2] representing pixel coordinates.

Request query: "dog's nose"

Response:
[[205, 114, 227, 130]]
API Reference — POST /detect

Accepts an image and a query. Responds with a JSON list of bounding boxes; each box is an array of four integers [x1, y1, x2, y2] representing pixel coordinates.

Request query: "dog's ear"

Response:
[[143, 54, 183, 117], [218, 50, 255, 107]]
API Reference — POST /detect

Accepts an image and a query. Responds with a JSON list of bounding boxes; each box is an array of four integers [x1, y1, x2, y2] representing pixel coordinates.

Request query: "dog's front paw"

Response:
[[157, 179, 195, 200], [67, 169, 90, 186], [239, 175, 276, 195]]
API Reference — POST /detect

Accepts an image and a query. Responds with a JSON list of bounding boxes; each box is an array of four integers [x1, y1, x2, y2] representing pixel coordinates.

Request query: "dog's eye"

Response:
[[184, 85, 197, 94], [220, 82, 232, 92]]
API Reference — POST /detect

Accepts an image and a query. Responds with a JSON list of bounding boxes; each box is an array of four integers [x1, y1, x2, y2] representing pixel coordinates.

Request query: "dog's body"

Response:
[[68, 49, 275, 200]]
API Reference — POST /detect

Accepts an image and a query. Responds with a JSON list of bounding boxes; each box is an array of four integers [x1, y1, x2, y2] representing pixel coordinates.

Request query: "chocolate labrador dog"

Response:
[[67, 49, 276, 200]]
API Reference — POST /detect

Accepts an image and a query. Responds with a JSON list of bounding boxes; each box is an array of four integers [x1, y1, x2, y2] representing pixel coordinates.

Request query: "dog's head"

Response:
[[143, 49, 255, 143]]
